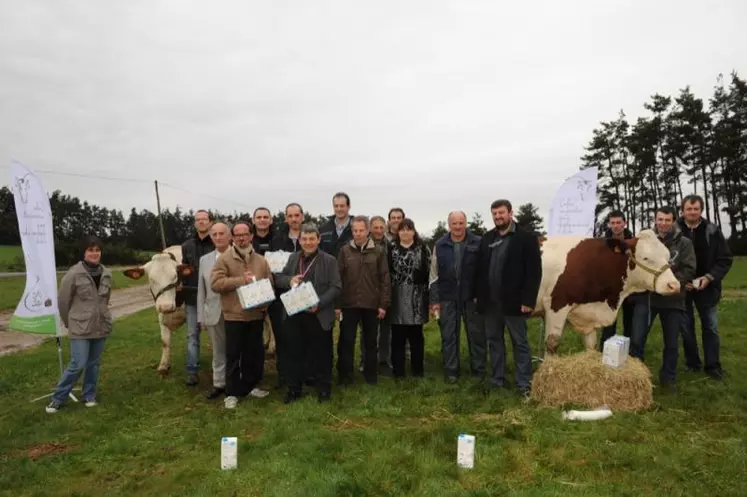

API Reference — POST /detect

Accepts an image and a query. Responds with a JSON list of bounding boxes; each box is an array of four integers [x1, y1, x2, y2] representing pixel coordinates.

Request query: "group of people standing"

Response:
[[44, 191, 731, 414], [597, 194, 733, 388], [179, 193, 543, 409]]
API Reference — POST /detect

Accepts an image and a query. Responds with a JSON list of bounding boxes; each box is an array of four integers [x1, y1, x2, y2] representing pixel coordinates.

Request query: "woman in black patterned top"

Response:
[[388, 218, 431, 377]]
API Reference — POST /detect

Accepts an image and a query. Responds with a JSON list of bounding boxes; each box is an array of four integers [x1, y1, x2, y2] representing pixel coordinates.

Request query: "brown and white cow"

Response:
[[123, 246, 193, 376], [532, 229, 680, 353]]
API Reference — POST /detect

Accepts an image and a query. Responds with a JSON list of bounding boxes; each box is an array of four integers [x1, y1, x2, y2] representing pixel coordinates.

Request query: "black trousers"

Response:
[[224, 320, 265, 397], [285, 312, 333, 395], [267, 300, 287, 384], [338, 308, 379, 384], [391, 324, 424, 377]]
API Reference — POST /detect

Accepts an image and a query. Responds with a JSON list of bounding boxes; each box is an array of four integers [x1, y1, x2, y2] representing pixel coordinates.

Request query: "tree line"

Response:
[[0, 185, 546, 267], [581, 71, 746, 253]]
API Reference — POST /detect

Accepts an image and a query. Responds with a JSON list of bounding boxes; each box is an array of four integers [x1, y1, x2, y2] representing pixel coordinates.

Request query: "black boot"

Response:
[[204, 386, 225, 400], [283, 389, 302, 405]]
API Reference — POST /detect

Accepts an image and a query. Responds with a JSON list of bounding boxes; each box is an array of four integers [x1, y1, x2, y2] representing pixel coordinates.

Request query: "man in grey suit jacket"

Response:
[[197, 222, 232, 400], [275, 223, 341, 403]]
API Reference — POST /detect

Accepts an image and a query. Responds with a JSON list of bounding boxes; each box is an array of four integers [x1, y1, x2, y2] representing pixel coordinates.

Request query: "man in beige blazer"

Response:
[[198, 222, 232, 400]]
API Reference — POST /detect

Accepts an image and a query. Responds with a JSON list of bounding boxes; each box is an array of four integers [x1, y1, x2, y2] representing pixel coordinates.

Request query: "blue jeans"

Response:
[[51, 337, 107, 405], [682, 293, 721, 372], [630, 302, 682, 383], [185, 304, 200, 374], [483, 303, 532, 390]]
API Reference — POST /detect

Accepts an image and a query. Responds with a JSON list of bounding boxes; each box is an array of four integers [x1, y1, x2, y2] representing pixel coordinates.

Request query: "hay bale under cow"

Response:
[[530, 350, 653, 412]]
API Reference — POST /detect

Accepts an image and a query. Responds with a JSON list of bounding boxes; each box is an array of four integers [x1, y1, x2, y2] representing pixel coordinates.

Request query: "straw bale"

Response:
[[530, 350, 653, 412]]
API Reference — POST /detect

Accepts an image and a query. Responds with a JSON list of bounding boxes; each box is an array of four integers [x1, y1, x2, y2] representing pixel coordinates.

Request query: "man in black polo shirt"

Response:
[[677, 195, 733, 380]]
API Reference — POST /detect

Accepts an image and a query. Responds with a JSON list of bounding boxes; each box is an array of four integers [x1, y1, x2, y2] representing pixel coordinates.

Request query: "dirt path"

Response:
[[0, 285, 154, 357]]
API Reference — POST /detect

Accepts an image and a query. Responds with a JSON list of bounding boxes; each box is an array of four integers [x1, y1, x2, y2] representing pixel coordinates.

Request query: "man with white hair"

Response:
[[197, 221, 232, 400], [429, 211, 486, 384]]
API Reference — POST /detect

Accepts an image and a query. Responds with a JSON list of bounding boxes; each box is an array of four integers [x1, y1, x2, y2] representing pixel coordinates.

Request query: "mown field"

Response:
[[0, 272, 147, 313], [0, 260, 745, 496], [0, 245, 158, 272], [0, 245, 152, 312]]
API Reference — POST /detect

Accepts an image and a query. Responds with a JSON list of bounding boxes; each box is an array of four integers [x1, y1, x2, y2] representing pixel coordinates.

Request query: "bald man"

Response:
[[197, 222, 232, 400], [428, 211, 487, 384]]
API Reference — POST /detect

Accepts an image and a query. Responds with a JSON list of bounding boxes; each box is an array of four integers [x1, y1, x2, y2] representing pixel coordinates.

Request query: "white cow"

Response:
[[123, 245, 276, 376], [124, 246, 192, 375], [531, 230, 681, 353]]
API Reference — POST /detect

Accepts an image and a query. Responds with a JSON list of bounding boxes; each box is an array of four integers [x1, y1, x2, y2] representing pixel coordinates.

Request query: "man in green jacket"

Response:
[[629, 206, 696, 388]]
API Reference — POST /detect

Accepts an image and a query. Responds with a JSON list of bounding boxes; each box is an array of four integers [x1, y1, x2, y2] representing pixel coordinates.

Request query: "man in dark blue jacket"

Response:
[[429, 211, 486, 383], [678, 195, 733, 380], [474, 200, 542, 396]]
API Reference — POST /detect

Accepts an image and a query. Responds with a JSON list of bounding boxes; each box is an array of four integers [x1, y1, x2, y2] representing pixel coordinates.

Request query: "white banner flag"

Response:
[[8, 161, 59, 335], [547, 167, 598, 237]]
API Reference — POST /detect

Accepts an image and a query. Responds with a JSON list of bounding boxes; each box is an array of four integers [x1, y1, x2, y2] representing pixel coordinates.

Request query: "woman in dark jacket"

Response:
[[46, 236, 113, 413], [388, 218, 431, 378]]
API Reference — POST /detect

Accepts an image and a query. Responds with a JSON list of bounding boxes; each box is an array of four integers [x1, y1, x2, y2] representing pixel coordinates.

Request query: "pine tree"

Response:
[[515, 203, 544, 234]]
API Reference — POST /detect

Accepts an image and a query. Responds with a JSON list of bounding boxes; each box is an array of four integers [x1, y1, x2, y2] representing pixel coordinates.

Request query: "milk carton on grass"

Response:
[[457, 434, 475, 469], [602, 336, 630, 368], [221, 437, 237, 470]]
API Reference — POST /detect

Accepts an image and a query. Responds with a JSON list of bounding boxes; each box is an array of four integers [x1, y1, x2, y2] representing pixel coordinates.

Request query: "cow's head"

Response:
[[124, 253, 193, 314], [621, 229, 680, 296]]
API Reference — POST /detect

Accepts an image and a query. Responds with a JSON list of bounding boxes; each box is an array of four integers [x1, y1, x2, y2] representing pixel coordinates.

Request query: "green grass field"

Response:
[[0, 272, 147, 312], [0, 246, 158, 272], [0, 261, 745, 496]]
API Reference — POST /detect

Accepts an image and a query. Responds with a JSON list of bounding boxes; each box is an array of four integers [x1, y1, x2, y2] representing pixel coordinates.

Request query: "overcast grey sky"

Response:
[[1, 0, 745, 234]]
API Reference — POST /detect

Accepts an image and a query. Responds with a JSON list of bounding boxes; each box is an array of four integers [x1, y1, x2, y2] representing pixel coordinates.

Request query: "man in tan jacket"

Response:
[[211, 220, 273, 409], [336, 216, 391, 386]]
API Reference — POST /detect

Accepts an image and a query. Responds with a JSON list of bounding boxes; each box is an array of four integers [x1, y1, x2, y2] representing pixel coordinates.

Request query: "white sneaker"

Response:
[[45, 404, 60, 414], [85, 400, 98, 408], [224, 396, 238, 409], [249, 388, 269, 399]]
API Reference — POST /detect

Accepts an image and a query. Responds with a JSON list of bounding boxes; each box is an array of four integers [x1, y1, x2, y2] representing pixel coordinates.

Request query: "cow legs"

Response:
[[157, 315, 172, 377], [544, 299, 571, 355], [582, 331, 598, 351], [263, 315, 276, 356]]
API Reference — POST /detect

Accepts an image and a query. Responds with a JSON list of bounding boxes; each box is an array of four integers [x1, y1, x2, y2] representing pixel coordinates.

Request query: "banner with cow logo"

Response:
[[8, 161, 59, 335], [547, 167, 598, 237]]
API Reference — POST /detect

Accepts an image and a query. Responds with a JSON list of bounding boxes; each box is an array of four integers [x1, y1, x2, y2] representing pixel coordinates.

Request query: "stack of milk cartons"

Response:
[[237, 278, 275, 310], [602, 336, 630, 368]]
